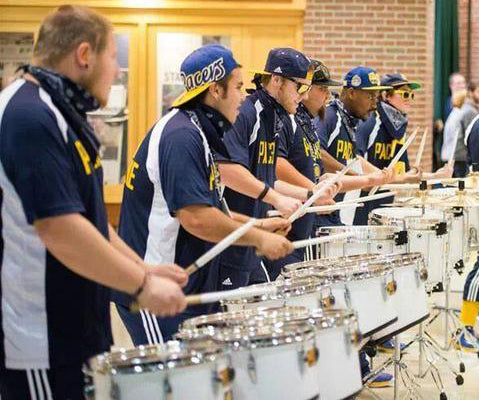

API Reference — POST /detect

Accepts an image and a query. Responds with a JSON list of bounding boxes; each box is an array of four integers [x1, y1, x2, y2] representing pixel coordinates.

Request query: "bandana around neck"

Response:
[[20, 64, 101, 161]]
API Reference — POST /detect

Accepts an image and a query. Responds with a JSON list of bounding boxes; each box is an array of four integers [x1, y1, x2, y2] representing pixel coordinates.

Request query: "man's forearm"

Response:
[[35, 214, 144, 295], [276, 157, 315, 190], [109, 225, 144, 265], [274, 180, 308, 201]]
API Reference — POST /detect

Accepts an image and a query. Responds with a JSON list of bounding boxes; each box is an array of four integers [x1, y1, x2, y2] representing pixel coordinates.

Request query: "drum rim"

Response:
[[88, 340, 224, 375]]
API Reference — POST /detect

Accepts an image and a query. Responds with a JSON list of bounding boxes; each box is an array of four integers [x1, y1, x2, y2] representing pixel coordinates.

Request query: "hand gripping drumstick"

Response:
[[184, 218, 257, 276], [414, 128, 428, 168], [369, 127, 419, 196], [267, 203, 362, 217], [129, 218, 257, 313], [267, 191, 395, 217], [186, 232, 354, 305], [288, 158, 360, 223]]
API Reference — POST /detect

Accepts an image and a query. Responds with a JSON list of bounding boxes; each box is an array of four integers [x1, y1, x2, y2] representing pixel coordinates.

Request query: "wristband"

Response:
[[258, 184, 270, 201], [132, 272, 149, 300]]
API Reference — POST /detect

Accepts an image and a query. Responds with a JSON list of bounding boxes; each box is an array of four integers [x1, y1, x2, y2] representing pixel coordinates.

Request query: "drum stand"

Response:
[[363, 335, 424, 400]]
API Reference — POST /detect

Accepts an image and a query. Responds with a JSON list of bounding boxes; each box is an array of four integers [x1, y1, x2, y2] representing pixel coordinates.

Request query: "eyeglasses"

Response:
[[395, 90, 415, 100], [284, 77, 312, 95]]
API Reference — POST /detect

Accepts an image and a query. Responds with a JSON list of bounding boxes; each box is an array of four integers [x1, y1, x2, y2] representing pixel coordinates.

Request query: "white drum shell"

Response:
[[315, 325, 362, 400], [370, 207, 448, 285], [327, 275, 397, 337], [372, 263, 429, 342], [230, 339, 320, 400], [92, 356, 231, 400]]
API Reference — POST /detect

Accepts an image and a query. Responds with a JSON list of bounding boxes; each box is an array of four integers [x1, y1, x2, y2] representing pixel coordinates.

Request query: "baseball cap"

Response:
[[381, 73, 422, 90], [172, 44, 240, 108], [251, 48, 312, 80], [343, 66, 392, 90], [311, 59, 342, 86]]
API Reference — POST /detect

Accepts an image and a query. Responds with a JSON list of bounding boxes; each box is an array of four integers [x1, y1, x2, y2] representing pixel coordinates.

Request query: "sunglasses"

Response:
[[284, 77, 312, 95], [395, 90, 415, 100]]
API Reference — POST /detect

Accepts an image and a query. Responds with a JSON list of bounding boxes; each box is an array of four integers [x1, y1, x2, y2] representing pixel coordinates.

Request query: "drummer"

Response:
[[217, 48, 337, 285], [269, 60, 391, 278], [0, 6, 188, 398], [459, 113, 479, 351], [113, 44, 294, 344], [314, 66, 395, 227], [354, 73, 453, 225]]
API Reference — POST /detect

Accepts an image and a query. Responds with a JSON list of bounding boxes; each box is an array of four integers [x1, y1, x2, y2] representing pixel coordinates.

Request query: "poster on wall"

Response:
[[156, 33, 230, 117], [0, 32, 34, 89]]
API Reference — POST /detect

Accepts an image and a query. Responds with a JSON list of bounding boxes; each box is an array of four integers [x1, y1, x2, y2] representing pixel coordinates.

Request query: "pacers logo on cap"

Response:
[[181, 57, 226, 92]]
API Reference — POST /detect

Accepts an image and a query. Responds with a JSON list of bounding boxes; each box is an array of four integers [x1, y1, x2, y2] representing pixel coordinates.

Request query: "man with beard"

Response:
[[314, 66, 395, 227], [269, 60, 388, 278], [217, 48, 337, 285], [354, 73, 452, 225], [0, 6, 188, 399], [114, 44, 294, 344]]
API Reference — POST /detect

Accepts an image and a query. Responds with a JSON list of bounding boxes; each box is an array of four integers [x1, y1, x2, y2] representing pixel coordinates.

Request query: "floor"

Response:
[[109, 258, 479, 400]]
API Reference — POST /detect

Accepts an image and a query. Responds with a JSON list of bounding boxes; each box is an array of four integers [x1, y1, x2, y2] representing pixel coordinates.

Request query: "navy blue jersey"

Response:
[[356, 101, 410, 174], [314, 99, 361, 226], [219, 89, 293, 270], [116, 108, 223, 306], [465, 115, 479, 167], [278, 103, 323, 241], [0, 80, 111, 369]]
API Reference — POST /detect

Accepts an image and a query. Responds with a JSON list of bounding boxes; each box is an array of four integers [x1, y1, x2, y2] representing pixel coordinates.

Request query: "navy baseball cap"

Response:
[[343, 66, 392, 90], [251, 48, 312, 80], [381, 73, 421, 90], [172, 44, 240, 107], [311, 59, 342, 86]]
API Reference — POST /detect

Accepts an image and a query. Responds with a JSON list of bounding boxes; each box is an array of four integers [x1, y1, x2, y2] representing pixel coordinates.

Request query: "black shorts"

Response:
[[0, 366, 85, 400]]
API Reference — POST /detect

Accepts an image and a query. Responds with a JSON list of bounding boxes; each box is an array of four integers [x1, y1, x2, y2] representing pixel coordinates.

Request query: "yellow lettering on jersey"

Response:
[[94, 156, 102, 169], [74, 140, 91, 175], [209, 162, 221, 191], [394, 161, 406, 175], [125, 160, 139, 191], [303, 137, 312, 157], [336, 139, 353, 160], [374, 142, 394, 161], [257, 140, 275, 165]]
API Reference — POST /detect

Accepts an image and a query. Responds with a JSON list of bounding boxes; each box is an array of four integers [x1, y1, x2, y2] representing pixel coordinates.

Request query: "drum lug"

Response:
[[320, 293, 335, 308], [417, 267, 428, 282], [386, 280, 397, 296], [394, 230, 408, 246], [435, 222, 447, 236], [214, 366, 235, 389], [247, 352, 257, 384], [298, 345, 319, 374]]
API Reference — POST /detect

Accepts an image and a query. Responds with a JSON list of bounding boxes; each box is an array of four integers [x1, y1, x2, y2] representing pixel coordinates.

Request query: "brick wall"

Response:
[[304, 0, 435, 171], [459, 0, 479, 84]]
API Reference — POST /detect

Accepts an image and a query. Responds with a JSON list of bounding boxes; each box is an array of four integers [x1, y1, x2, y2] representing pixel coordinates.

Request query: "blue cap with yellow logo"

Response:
[[172, 44, 240, 107], [381, 73, 421, 90], [343, 66, 392, 90]]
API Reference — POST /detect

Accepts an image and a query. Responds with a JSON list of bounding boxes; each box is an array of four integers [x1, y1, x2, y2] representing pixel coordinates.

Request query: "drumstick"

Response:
[[267, 191, 395, 217], [186, 284, 278, 306], [288, 158, 360, 223], [184, 218, 257, 275], [369, 127, 419, 196], [414, 128, 428, 168], [380, 178, 462, 191], [448, 127, 460, 167], [266, 203, 362, 217], [291, 232, 355, 250], [129, 219, 257, 313]]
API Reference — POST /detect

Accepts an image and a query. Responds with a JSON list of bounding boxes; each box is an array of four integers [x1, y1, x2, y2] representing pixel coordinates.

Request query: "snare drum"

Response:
[[283, 257, 398, 337], [369, 207, 449, 285], [86, 341, 233, 400], [222, 276, 334, 312], [369, 253, 429, 342], [180, 320, 321, 400], [427, 188, 476, 257], [180, 307, 362, 400], [317, 225, 407, 258]]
